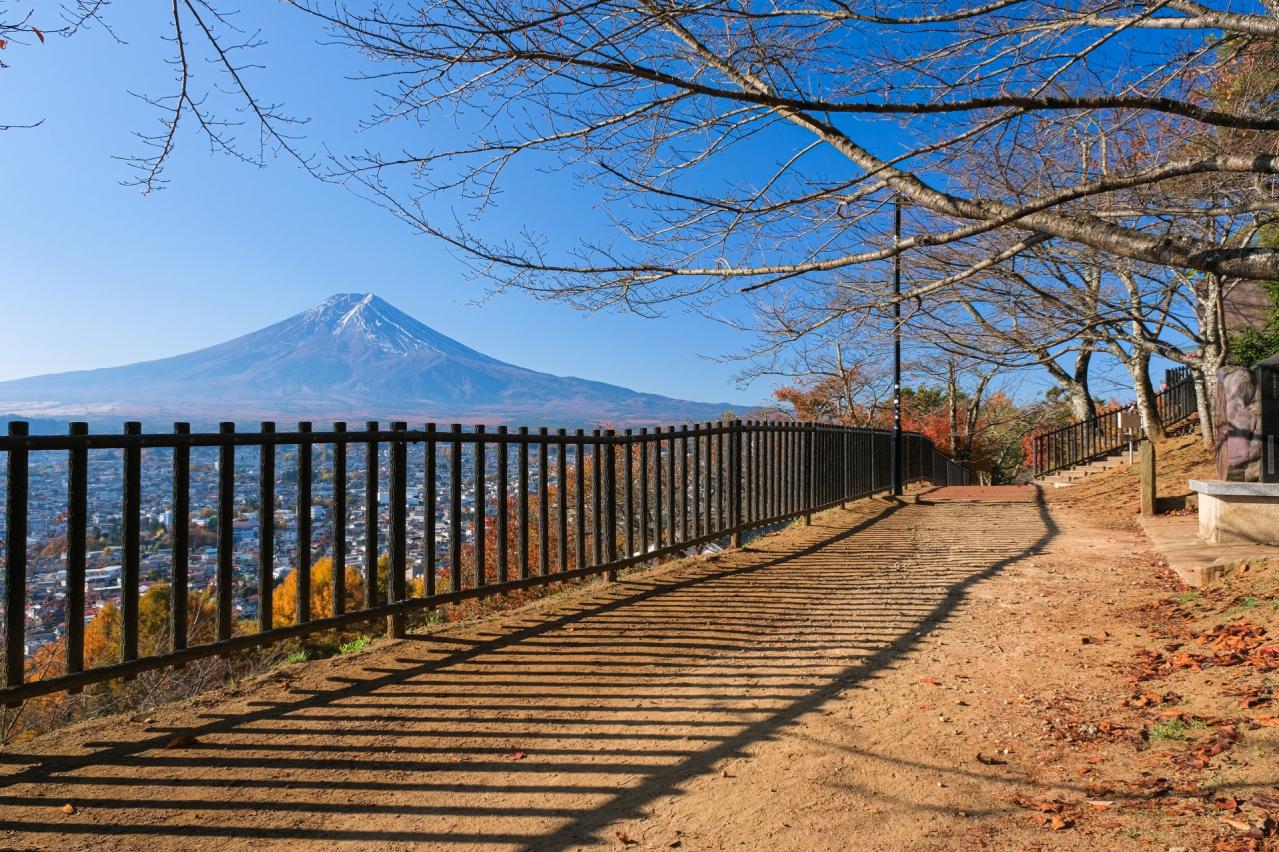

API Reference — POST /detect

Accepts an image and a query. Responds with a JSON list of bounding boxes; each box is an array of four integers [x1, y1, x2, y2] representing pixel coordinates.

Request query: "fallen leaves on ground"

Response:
[[1248, 792, 1279, 812], [1128, 622, 1277, 681], [1196, 622, 1269, 654], [1224, 685, 1273, 710], [1010, 793, 1067, 813], [1215, 797, 1241, 813], [1127, 690, 1180, 708], [1009, 793, 1077, 830]]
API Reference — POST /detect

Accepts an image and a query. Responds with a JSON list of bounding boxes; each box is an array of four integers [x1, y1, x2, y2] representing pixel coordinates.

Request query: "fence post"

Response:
[[297, 421, 313, 628], [332, 422, 349, 614], [1140, 439, 1157, 517], [388, 421, 408, 638], [842, 429, 850, 508], [730, 420, 743, 548], [4, 422, 28, 693], [605, 430, 618, 581], [803, 423, 814, 526], [869, 430, 878, 494], [496, 425, 509, 584], [216, 422, 235, 645], [518, 426, 530, 580], [122, 421, 142, 670], [622, 429, 632, 566], [258, 421, 275, 634], [476, 426, 490, 583], [170, 422, 190, 663]]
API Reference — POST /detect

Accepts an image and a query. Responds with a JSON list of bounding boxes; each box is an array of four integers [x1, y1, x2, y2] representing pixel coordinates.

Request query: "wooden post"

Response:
[[1140, 439, 1157, 517]]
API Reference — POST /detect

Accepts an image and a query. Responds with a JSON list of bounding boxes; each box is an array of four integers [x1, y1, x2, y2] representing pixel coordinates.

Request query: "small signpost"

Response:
[[1115, 409, 1157, 516], [1117, 410, 1141, 464]]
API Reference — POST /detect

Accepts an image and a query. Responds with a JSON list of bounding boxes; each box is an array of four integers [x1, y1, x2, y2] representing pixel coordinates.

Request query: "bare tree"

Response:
[[121, 1, 314, 192], [0, 3, 94, 130], [271, 0, 1279, 312], [907, 245, 1104, 423], [0, 2, 313, 190], [13, 2, 1278, 446], [741, 335, 893, 426], [847, 87, 1271, 441]]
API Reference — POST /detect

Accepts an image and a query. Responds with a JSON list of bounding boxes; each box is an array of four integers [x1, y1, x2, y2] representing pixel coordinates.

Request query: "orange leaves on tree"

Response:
[[272, 555, 369, 628], [83, 601, 124, 668]]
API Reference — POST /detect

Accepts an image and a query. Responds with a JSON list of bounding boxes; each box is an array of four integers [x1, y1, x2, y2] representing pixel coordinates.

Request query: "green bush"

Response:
[[1227, 280, 1279, 367]]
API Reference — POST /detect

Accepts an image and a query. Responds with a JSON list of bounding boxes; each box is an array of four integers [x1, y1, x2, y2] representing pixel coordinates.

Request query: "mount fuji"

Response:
[[0, 294, 737, 425]]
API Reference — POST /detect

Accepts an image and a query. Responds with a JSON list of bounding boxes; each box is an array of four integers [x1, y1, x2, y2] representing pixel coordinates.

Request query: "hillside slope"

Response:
[[0, 294, 736, 425], [1046, 433, 1216, 522]]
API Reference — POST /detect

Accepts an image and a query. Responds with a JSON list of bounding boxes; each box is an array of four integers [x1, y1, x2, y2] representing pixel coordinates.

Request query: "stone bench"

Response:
[[1189, 480, 1279, 546]]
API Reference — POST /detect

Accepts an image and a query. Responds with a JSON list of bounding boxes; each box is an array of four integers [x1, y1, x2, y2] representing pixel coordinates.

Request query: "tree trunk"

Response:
[[1041, 347, 1097, 424], [1191, 273, 1228, 447], [947, 360, 961, 459], [1069, 349, 1098, 421], [1192, 367, 1215, 448], [1127, 351, 1167, 440]]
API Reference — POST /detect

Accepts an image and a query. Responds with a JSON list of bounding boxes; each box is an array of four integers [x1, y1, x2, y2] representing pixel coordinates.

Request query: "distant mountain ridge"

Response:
[[0, 293, 737, 426]]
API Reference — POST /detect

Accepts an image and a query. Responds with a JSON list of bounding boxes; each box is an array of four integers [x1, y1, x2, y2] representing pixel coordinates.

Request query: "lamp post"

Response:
[[890, 196, 904, 497]]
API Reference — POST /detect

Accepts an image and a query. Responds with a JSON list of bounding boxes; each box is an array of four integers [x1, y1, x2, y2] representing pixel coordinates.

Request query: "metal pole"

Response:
[[891, 196, 904, 497]]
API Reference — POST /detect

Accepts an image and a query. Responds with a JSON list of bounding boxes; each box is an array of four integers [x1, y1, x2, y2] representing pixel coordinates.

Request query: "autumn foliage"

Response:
[[773, 377, 1056, 483], [271, 555, 370, 627]]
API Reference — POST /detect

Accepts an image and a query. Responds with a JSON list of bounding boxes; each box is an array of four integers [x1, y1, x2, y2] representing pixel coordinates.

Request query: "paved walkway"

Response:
[[0, 496, 1053, 851], [1138, 513, 1279, 587], [918, 484, 1041, 503]]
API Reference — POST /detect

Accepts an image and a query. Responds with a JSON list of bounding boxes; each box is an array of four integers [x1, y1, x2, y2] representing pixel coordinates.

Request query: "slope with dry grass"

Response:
[[1047, 434, 1218, 524]]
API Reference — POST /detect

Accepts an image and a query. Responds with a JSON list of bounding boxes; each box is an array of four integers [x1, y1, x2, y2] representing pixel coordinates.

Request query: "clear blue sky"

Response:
[[1, 4, 1171, 412], [0, 4, 770, 406]]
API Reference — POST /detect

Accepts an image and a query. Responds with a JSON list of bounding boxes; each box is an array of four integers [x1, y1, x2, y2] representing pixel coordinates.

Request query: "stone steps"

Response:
[[1037, 451, 1131, 488]]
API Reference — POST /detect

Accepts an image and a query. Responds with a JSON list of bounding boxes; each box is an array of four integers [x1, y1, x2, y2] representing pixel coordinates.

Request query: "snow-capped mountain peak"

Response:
[[0, 294, 734, 425]]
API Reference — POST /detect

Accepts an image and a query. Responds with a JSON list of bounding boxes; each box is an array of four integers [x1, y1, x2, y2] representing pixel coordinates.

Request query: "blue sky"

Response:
[[0, 4, 1169, 412], [0, 4, 771, 406]]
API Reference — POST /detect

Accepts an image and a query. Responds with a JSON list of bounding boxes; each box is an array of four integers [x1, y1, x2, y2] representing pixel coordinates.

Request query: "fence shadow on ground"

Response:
[[0, 496, 1055, 850]]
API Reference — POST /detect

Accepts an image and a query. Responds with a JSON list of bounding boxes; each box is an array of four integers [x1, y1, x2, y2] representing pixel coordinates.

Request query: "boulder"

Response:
[[1215, 366, 1262, 481]]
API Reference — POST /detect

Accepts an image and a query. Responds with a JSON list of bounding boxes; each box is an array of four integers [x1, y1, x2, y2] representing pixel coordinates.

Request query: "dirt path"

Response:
[[0, 491, 1272, 850]]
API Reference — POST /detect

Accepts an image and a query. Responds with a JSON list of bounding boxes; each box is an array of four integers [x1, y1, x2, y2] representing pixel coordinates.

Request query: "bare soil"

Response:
[[2, 468, 1277, 851]]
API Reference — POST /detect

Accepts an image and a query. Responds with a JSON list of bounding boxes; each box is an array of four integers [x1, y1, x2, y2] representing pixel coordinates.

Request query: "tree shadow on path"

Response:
[[0, 496, 1056, 850]]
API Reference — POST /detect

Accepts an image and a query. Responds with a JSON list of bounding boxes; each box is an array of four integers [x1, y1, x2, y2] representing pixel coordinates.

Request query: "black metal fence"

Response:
[[1031, 367, 1197, 478], [1, 419, 967, 703]]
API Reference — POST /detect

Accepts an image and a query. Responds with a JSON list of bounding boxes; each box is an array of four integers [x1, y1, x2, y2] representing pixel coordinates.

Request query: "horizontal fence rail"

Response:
[[1031, 367, 1197, 478], [1, 419, 968, 703]]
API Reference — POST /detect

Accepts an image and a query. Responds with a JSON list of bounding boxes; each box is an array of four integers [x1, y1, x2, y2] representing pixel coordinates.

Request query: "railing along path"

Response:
[[1, 419, 967, 703], [1031, 367, 1196, 478]]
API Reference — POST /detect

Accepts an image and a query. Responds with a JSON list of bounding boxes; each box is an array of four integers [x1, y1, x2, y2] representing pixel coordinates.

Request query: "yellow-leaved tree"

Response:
[[272, 556, 366, 627], [28, 583, 217, 685], [272, 554, 427, 629]]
